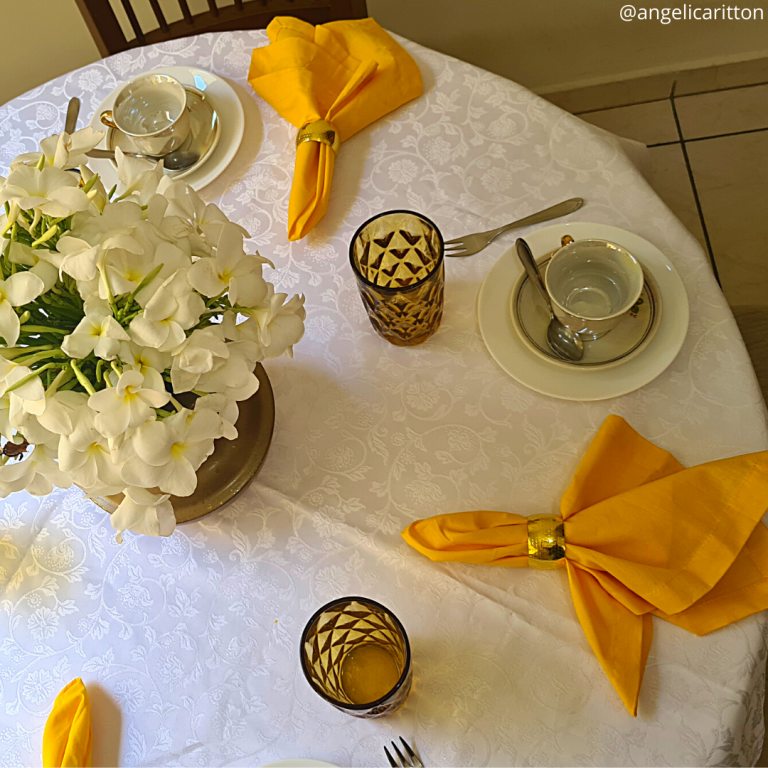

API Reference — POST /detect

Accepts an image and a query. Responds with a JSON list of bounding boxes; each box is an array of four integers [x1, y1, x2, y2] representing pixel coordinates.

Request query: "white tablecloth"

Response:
[[1, 30, 767, 768]]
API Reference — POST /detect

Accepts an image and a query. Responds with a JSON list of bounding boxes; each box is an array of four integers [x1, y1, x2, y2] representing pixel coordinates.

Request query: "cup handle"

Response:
[[100, 110, 117, 129]]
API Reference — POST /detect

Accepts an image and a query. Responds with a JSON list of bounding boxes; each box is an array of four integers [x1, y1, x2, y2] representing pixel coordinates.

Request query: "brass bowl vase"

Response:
[[92, 363, 275, 524]]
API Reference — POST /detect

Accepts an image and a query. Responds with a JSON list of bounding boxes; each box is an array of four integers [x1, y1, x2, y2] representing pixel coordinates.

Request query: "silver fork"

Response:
[[444, 197, 584, 257], [384, 737, 423, 767]]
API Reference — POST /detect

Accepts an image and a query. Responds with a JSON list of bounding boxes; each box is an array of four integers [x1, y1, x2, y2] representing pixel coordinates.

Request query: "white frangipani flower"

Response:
[[188, 223, 270, 306], [129, 271, 204, 352], [61, 296, 130, 360], [195, 349, 260, 401], [223, 287, 306, 360], [0, 165, 90, 219], [9, 390, 86, 444], [194, 393, 239, 440], [71, 200, 143, 246], [88, 368, 171, 438], [119, 407, 220, 496], [119, 341, 172, 377], [0, 271, 45, 346], [11, 127, 105, 171], [58, 405, 124, 491], [156, 177, 247, 245], [114, 147, 163, 205], [0, 441, 71, 498], [170, 327, 229, 394], [110, 487, 175, 543], [6, 240, 61, 292]]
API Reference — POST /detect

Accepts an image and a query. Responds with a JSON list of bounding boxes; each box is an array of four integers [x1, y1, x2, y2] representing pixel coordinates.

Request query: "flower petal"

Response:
[[4, 271, 45, 306]]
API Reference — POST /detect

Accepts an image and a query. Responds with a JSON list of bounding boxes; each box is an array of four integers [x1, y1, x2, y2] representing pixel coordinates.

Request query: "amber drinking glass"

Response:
[[349, 210, 444, 346], [300, 596, 412, 718]]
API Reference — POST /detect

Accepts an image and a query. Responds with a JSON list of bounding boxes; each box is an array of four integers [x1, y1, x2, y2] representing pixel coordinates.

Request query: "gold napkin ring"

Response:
[[527, 515, 566, 569], [296, 120, 340, 153]]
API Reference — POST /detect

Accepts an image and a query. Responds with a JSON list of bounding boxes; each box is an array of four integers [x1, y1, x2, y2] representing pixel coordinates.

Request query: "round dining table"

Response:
[[1, 28, 767, 768]]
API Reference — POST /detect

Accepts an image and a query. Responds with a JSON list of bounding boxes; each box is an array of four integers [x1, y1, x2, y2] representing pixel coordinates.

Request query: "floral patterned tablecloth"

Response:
[[1, 30, 767, 768]]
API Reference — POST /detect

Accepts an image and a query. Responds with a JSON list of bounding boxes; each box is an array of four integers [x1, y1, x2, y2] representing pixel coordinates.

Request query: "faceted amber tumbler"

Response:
[[349, 210, 444, 346], [300, 596, 412, 718]]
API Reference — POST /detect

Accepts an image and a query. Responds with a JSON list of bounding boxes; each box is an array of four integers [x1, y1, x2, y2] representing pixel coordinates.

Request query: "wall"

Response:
[[368, 0, 768, 93], [1, 0, 99, 106], [2, 0, 768, 108]]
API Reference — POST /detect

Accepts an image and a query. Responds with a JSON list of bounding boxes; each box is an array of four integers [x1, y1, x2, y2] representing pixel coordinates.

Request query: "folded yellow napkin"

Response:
[[43, 678, 92, 767], [248, 17, 423, 241], [402, 415, 768, 716]]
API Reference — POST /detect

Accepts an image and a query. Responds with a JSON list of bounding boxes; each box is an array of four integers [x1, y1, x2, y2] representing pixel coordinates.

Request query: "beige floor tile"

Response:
[[580, 100, 678, 145], [686, 130, 768, 307], [544, 73, 674, 114], [676, 57, 768, 96], [676, 83, 768, 139], [647, 143, 706, 246]]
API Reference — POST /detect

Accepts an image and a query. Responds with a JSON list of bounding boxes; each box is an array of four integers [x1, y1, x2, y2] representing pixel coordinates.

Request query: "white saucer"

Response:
[[478, 222, 689, 401], [511, 254, 662, 370], [88, 66, 244, 191]]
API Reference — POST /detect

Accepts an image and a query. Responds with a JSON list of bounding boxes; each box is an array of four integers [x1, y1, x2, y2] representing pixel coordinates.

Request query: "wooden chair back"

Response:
[[75, 0, 368, 56]]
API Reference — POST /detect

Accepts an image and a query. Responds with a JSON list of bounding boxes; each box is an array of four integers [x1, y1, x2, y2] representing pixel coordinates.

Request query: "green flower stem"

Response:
[[98, 263, 118, 316], [20, 325, 68, 335], [170, 396, 183, 412], [4, 362, 59, 394], [31, 225, 58, 248], [110, 361, 122, 378], [14, 349, 66, 367], [69, 360, 95, 395], [95, 359, 105, 384]]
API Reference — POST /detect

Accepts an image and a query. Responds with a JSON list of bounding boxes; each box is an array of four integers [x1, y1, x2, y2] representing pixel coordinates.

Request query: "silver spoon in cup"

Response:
[[515, 238, 584, 362]]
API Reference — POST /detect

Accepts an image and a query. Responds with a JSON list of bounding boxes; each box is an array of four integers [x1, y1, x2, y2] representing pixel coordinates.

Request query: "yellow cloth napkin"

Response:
[[248, 17, 423, 241], [43, 678, 92, 767], [402, 415, 768, 716]]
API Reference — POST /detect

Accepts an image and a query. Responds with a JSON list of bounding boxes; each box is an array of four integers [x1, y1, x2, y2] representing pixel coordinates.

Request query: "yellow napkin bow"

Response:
[[43, 678, 92, 767], [402, 415, 768, 716], [248, 17, 423, 241]]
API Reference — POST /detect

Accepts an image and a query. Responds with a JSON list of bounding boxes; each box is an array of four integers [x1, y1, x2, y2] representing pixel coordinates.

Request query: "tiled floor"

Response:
[[555, 68, 768, 406], [554, 62, 768, 766]]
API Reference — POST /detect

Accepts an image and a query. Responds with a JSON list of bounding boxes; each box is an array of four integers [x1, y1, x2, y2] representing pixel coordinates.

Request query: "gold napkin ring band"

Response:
[[527, 515, 566, 569], [296, 120, 340, 153]]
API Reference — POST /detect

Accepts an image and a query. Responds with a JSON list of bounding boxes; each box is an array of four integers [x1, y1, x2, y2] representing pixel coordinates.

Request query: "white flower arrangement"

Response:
[[0, 128, 305, 541]]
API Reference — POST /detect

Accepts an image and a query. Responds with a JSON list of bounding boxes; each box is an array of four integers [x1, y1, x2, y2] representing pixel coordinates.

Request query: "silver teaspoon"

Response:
[[86, 147, 199, 171], [515, 238, 584, 362]]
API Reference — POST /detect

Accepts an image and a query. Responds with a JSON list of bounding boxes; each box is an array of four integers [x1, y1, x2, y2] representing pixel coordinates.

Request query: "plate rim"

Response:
[[478, 221, 690, 401]]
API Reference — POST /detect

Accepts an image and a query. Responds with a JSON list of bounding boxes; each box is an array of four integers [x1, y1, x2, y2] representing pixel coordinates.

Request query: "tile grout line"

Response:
[[567, 73, 768, 116], [685, 125, 768, 143], [647, 125, 768, 148], [669, 81, 721, 284]]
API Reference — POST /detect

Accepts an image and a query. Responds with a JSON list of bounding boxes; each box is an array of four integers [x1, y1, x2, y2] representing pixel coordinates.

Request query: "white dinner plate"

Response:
[[477, 222, 689, 401], [88, 65, 244, 191]]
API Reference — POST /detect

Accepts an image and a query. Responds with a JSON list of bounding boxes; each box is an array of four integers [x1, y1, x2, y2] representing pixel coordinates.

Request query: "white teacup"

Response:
[[101, 73, 190, 157], [544, 238, 644, 340]]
